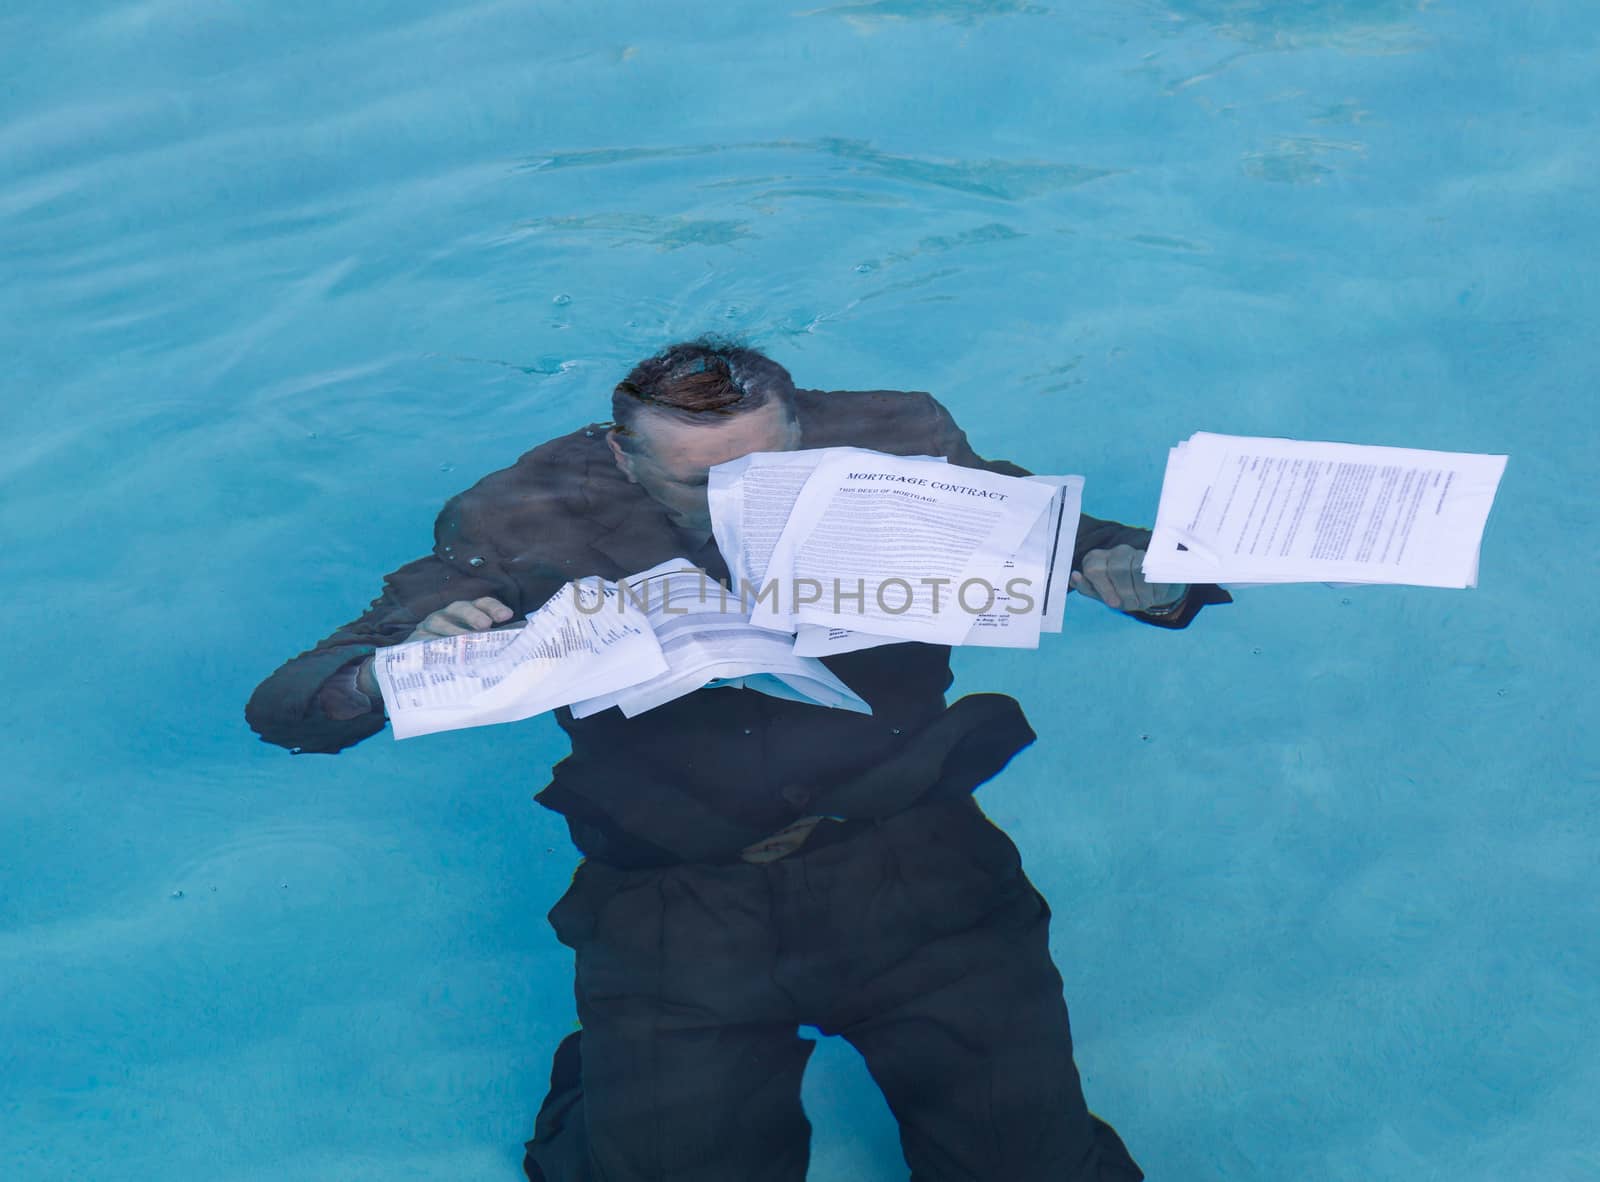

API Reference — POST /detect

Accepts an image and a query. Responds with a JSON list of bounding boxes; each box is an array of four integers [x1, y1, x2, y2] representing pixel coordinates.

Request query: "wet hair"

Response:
[[610, 338, 796, 454]]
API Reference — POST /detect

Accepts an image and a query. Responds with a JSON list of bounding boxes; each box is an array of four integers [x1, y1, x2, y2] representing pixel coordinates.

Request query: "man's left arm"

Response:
[[917, 391, 1231, 630]]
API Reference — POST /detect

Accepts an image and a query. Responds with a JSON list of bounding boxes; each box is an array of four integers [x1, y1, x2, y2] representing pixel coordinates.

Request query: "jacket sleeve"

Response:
[[919, 392, 1231, 630], [245, 499, 527, 754]]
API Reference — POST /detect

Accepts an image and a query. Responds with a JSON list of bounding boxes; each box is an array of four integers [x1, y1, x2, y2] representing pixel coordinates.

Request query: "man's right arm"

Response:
[[339, 596, 517, 701], [245, 552, 522, 754], [248, 425, 607, 752]]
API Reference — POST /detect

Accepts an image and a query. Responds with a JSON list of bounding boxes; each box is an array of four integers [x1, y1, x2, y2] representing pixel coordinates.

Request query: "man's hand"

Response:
[[405, 596, 516, 640], [1070, 545, 1186, 613], [356, 597, 517, 698]]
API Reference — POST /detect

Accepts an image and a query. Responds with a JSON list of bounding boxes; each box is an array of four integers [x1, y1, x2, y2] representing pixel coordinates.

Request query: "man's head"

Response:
[[607, 340, 801, 531]]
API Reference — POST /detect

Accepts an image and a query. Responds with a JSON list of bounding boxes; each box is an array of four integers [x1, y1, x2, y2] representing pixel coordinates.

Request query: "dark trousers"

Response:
[[525, 796, 1143, 1182]]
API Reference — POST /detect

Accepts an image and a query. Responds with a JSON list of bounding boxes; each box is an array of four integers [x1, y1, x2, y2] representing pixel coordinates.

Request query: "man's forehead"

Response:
[[634, 403, 793, 471]]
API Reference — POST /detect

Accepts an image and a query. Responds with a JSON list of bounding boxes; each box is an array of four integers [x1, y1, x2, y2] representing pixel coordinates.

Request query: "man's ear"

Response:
[[606, 429, 639, 483]]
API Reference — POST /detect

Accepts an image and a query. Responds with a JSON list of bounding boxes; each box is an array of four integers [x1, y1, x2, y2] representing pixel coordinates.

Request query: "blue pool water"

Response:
[[2, 2, 1596, 1178]]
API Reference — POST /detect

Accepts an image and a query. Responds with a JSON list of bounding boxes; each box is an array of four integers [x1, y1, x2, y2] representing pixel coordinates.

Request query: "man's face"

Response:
[[608, 400, 800, 531]]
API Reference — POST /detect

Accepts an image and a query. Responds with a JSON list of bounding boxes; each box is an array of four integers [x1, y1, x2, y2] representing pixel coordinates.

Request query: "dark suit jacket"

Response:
[[246, 388, 1225, 863]]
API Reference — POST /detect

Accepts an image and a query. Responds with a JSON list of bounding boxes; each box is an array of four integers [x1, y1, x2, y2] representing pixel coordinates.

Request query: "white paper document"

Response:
[[374, 559, 872, 738], [958, 474, 1083, 648], [712, 448, 935, 657], [568, 560, 870, 719], [1143, 433, 1506, 588], [708, 447, 939, 591], [710, 448, 1082, 654], [791, 473, 1084, 654], [742, 451, 1060, 645], [373, 582, 666, 740]]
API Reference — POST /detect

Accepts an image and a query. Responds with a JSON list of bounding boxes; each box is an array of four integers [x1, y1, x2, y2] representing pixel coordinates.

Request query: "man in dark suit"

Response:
[[248, 339, 1226, 1181]]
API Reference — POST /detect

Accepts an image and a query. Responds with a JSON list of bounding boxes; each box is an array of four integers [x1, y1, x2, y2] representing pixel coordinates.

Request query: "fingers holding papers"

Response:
[[409, 596, 516, 640], [1071, 545, 1185, 613]]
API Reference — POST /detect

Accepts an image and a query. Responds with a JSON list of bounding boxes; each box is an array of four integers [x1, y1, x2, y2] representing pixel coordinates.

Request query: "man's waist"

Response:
[[540, 693, 1036, 869], [558, 694, 947, 800]]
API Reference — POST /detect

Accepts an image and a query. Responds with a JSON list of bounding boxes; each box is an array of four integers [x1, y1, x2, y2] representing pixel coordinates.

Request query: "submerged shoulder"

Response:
[[434, 423, 615, 548], [794, 387, 956, 451]]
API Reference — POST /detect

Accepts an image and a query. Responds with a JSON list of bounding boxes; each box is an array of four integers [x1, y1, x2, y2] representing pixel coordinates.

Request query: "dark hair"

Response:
[[610, 338, 796, 453]]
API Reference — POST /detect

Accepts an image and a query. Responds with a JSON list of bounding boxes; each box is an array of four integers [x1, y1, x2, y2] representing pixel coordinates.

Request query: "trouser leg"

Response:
[[523, 1023, 814, 1182], [817, 801, 1143, 1182], [581, 1008, 815, 1182], [523, 1032, 585, 1182], [530, 863, 815, 1182]]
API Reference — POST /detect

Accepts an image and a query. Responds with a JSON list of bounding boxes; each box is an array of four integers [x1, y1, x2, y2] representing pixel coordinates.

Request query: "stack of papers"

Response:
[[566, 560, 870, 719], [372, 581, 665, 740], [710, 449, 1082, 653], [374, 559, 870, 740], [1144, 433, 1507, 588]]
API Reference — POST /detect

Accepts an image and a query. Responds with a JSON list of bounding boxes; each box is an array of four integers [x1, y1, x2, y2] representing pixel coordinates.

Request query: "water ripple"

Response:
[[856, 222, 1026, 273], [1157, 0, 1430, 52], [1241, 137, 1366, 184], [503, 213, 753, 252], [800, 0, 1049, 24], [519, 138, 1115, 201]]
